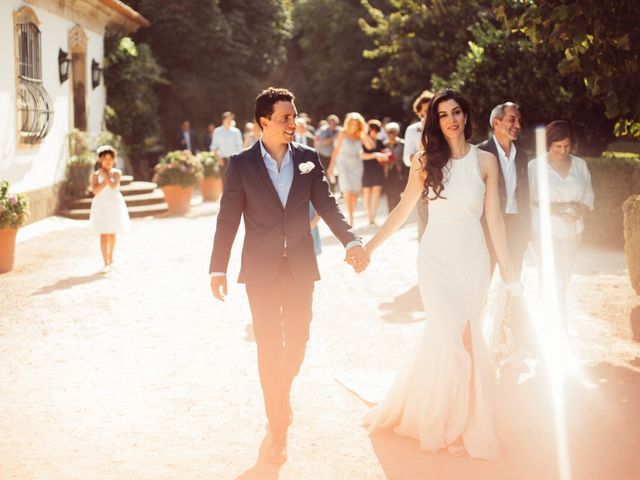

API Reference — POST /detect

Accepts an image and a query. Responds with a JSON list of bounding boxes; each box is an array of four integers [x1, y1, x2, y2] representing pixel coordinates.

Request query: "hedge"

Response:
[[623, 195, 640, 294], [583, 156, 640, 248]]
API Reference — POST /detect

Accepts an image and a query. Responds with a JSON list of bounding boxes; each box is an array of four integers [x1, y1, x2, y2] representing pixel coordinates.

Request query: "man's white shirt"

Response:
[[493, 135, 518, 214]]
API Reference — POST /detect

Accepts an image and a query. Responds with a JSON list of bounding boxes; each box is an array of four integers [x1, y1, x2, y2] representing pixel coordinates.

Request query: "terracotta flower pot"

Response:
[[0, 228, 18, 274], [200, 176, 223, 202], [161, 185, 194, 215]]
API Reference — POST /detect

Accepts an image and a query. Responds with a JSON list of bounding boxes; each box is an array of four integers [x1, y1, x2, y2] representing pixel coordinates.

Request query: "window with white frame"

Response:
[[15, 7, 53, 145]]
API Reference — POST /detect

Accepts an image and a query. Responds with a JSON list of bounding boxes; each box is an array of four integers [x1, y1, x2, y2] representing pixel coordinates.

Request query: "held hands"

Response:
[[210, 276, 228, 302], [345, 245, 370, 273]]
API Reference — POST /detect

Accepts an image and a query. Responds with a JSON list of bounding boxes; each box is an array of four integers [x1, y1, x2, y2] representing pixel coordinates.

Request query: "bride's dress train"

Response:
[[362, 146, 500, 460]]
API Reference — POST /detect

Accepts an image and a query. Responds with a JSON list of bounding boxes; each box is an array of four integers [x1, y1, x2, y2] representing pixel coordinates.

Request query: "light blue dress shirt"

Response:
[[260, 140, 293, 207]]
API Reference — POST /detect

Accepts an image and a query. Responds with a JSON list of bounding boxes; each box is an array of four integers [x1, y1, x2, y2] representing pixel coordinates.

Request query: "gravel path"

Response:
[[1, 201, 639, 480]]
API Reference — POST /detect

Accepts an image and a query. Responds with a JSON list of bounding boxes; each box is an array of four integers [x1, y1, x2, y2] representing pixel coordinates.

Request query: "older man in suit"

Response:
[[209, 87, 368, 464], [478, 102, 529, 276]]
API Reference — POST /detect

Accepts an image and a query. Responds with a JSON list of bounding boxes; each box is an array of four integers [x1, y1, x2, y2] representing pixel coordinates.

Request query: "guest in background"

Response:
[[382, 122, 407, 212], [243, 122, 260, 148], [211, 111, 243, 180], [478, 102, 529, 277], [529, 120, 594, 330], [177, 120, 196, 154], [298, 112, 315, 134], [403, 90, 434, 240], [315, 114, 341, 190], [478, 103, 532, 362], [327, 112, 374, 226], [361, 119, 387, 225], [203, 122, 215, 152], [294, 118, 315, 146], [377, 116, 392, 143]]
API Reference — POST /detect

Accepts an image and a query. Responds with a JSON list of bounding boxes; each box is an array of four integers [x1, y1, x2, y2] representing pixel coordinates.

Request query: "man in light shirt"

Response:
[[403, 90, 434, 240], [210, 111, 244, 180], [477, 102, 530, 275]]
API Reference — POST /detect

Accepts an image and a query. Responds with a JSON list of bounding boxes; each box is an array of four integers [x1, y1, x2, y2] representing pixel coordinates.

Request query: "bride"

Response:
[[363, 89, 516, 460]]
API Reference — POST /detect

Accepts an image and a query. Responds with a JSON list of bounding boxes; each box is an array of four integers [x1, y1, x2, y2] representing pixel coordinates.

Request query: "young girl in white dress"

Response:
[[89, 145, 130, 273]]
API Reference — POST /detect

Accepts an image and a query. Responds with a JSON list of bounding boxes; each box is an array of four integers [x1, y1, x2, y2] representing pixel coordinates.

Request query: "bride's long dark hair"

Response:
[[420, 88, 472, 200]]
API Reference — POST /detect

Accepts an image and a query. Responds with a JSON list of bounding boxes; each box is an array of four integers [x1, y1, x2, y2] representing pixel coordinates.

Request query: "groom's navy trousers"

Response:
[[246, 258, 314, 436], [210, 141, 357, 439]]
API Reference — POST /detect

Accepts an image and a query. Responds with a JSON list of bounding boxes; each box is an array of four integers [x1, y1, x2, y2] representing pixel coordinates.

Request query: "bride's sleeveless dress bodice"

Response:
[[364, 145, 499, 461]]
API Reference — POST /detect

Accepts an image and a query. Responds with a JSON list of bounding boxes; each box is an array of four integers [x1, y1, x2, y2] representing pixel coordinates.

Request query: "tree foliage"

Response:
[[360, 0, 492, 99], [504, 0, 640, 138], [126, 0, 291, 142], [359, 0, 619, 154], [431, 19, 615, 154], [276, 0, 402, 122], [103, 31, 165, 160]]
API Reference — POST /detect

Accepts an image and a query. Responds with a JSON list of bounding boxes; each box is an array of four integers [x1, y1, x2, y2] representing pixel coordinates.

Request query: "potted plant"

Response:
[[153, 150, 203, 214], [198, 151, 223, 201], [0, 179, 30, 273], [65, 129, 95, 198], [66, 151, 95, 198]]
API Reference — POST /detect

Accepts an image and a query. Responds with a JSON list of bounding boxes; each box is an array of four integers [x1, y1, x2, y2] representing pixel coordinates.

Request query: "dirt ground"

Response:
[[1, 200, 639, 480]]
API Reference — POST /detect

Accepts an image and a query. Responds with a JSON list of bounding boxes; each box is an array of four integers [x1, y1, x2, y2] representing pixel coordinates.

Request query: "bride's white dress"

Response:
[[363, 145, 500, 460]]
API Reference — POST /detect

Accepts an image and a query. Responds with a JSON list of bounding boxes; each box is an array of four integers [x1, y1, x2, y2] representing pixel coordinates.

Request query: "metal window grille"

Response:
[[16, 22, 53, 144]]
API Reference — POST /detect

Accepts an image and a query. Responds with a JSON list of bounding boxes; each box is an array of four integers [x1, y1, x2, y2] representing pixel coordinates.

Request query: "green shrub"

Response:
[[198, 151, 222, 178], [152, 150, 204, 188], [583, 157, 640, 247], [0, 179, 30, 229], [623, 195, 640, 294]]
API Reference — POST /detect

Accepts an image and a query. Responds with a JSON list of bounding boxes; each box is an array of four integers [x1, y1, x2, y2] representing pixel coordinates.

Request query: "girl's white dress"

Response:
[[89, 171, 131, 234]]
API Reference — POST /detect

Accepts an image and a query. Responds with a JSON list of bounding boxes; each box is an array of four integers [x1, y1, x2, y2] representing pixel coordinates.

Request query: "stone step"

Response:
[[59, 203, 169, 220], [64, 190, 165, 209], [120, 181, 158, 196], [120, 175, 133, 186]]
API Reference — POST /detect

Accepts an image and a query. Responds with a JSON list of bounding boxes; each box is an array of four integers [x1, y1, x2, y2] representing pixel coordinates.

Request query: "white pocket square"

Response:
[[298, 161, 315, 174]]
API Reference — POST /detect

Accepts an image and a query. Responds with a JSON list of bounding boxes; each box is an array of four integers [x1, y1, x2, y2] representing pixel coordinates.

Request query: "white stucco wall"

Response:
[[0, 1, 107, 194]]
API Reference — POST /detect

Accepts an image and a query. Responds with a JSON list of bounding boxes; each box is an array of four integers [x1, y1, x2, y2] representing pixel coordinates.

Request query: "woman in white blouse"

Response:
[[528, 121, 594, 329]]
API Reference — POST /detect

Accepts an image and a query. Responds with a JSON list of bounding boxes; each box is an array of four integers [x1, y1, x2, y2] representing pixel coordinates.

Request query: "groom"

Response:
[[209, 87, 368, 464]]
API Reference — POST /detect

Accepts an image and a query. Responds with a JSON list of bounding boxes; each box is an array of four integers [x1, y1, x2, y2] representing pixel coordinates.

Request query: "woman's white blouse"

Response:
[[528, 155, 595, 238]]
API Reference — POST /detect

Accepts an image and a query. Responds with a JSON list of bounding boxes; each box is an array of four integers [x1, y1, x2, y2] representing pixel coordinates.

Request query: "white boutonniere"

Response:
[[298, 161, 315, 174]]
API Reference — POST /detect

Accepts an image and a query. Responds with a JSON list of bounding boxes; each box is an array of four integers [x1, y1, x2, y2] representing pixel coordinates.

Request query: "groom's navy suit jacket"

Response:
[[209, 141, 357, 284]]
